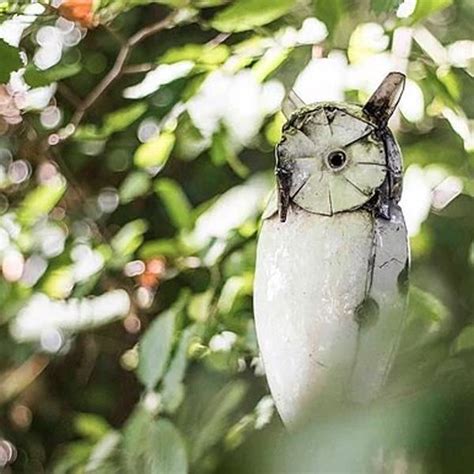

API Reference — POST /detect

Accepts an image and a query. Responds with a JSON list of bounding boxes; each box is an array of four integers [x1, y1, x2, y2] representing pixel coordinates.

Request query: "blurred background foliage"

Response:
[[0, 0, 472, 472]]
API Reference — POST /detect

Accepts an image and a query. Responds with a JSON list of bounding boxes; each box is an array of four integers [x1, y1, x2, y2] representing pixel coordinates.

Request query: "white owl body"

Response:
[[254, 210, 373, 424], [253, 74, 409, 427]]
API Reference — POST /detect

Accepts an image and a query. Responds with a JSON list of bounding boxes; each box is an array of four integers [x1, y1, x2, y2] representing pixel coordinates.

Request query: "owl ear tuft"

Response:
[[363, 72, 406, 127], [282, 90, 305, 119]]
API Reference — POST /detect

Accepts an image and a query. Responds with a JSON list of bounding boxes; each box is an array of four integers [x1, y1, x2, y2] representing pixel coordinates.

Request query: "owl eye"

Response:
[[327, 150, 347, 171]]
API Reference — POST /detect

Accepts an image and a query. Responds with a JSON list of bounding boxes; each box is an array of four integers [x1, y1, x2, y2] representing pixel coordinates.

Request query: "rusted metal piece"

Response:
[[362, 71, 405, 127]]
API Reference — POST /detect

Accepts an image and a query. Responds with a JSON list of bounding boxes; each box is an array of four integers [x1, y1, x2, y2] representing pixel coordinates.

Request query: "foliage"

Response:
[[0, 0, 472, 472]]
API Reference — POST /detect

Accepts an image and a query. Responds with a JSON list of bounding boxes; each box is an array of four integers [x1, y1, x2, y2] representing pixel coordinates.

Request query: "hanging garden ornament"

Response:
[[254, 72, 409, 427]]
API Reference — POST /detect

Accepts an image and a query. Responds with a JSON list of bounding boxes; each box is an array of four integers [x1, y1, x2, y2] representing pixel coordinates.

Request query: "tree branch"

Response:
[[122, 63, 155, 75], [61, 10, 179, 141], [57, 82, 82, 109]]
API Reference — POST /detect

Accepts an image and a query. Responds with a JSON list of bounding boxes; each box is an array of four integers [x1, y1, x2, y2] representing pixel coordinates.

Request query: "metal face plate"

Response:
[[277, 106, 387, 216]]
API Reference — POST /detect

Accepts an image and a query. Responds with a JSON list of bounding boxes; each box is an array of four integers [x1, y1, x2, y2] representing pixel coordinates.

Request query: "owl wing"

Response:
[[349, 204, 409, 403]]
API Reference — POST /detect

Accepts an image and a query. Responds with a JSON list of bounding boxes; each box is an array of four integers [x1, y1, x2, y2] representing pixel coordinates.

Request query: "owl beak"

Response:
[[282, 89, 305, 119], [363, 72, 406, 127]]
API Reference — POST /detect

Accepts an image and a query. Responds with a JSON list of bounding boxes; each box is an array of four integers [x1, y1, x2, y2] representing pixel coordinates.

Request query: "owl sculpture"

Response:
[[254, 72, 409, 427]]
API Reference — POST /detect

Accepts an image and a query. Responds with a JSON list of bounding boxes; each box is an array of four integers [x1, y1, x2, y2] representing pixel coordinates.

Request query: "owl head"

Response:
[[273, 72, 405, 222]]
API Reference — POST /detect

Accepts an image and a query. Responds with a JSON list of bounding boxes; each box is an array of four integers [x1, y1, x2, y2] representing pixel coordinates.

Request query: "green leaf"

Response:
[[217, 275, 248, 314], [74, 413, 111, 442], [85, 432, 122, 474], [211, 125, 249, 178], [189, 381, 248, 463], [193, 0, 228, 6], [265, 112, 285, 145], [111, 219, 148, 256], [119, 171, 151, 203], [103, 103, 148, 135], [410, 0, 453, 23], [160, 44, 230, 66], [188, 290, 213, 322], [453, 325, 474, 354], [139, 238, 190, 259], [24, 62, 81, 87], [408, 287, 449, 324], [424, 68, 459, 110], [0, 39, 22, 83], [371, 0, 402, 14], [134, 131, 175, 170], [137, 307, 177, 389], [75, 103, 147, 140], [154, 178, 193, 229], [52, 442, 94, 474], [252, 48, 290, 82], [400, 286, 450, 351], [18, 179, 67, 225], [161, 325, 198, 413], [123, 409, 188, 474], [210, 126, 227, 166], [211, 0, 296, 33], [313, 0, 346, 36], [41, 266, 74, 299]]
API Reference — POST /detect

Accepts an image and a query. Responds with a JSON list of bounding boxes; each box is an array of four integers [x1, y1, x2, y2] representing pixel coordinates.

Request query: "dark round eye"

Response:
[[327, 150, 347, 170]]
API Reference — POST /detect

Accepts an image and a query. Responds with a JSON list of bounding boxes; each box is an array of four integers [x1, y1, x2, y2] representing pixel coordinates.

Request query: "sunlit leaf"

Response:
[[410, 0, 453, 23], [119, 171, 151, 203], [41, 266, 74, 299], [85, 431, 122, 473], [103, 103, 148, 135], [188, 290, 213, 322], [75, 413, 112, 442], [0, 39, 22, 83], [160, 44, 230, 66], [18, 178, 67, 225], [453, 325, 474, 354], [139, 238, 190, 259], [134, 131, 175, 170], [123, 61, 194, 99], [217, 275, 250, 314], [252, 47, 290, 82], [211, 0, 296, 33], [137, 307, 177, 389], [154, 178, 193, 229], [76, 103, 147, 140], [111, 219, 148, 256], [265, 112, 285, 145]]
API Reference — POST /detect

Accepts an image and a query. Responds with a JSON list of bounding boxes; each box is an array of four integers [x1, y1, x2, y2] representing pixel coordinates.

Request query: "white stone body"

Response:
[[255, 210, 372, 424], [253, 99, 409, 427]]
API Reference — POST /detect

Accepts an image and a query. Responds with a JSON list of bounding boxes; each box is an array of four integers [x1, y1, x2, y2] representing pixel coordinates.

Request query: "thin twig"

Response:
[[206, 32, 230, 47], [122, 62, 155, 75], [62, 10, 179, 139], [57, 82, 82, 109], [101, 24, 126, 45], [0, 355, 50, 405]]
